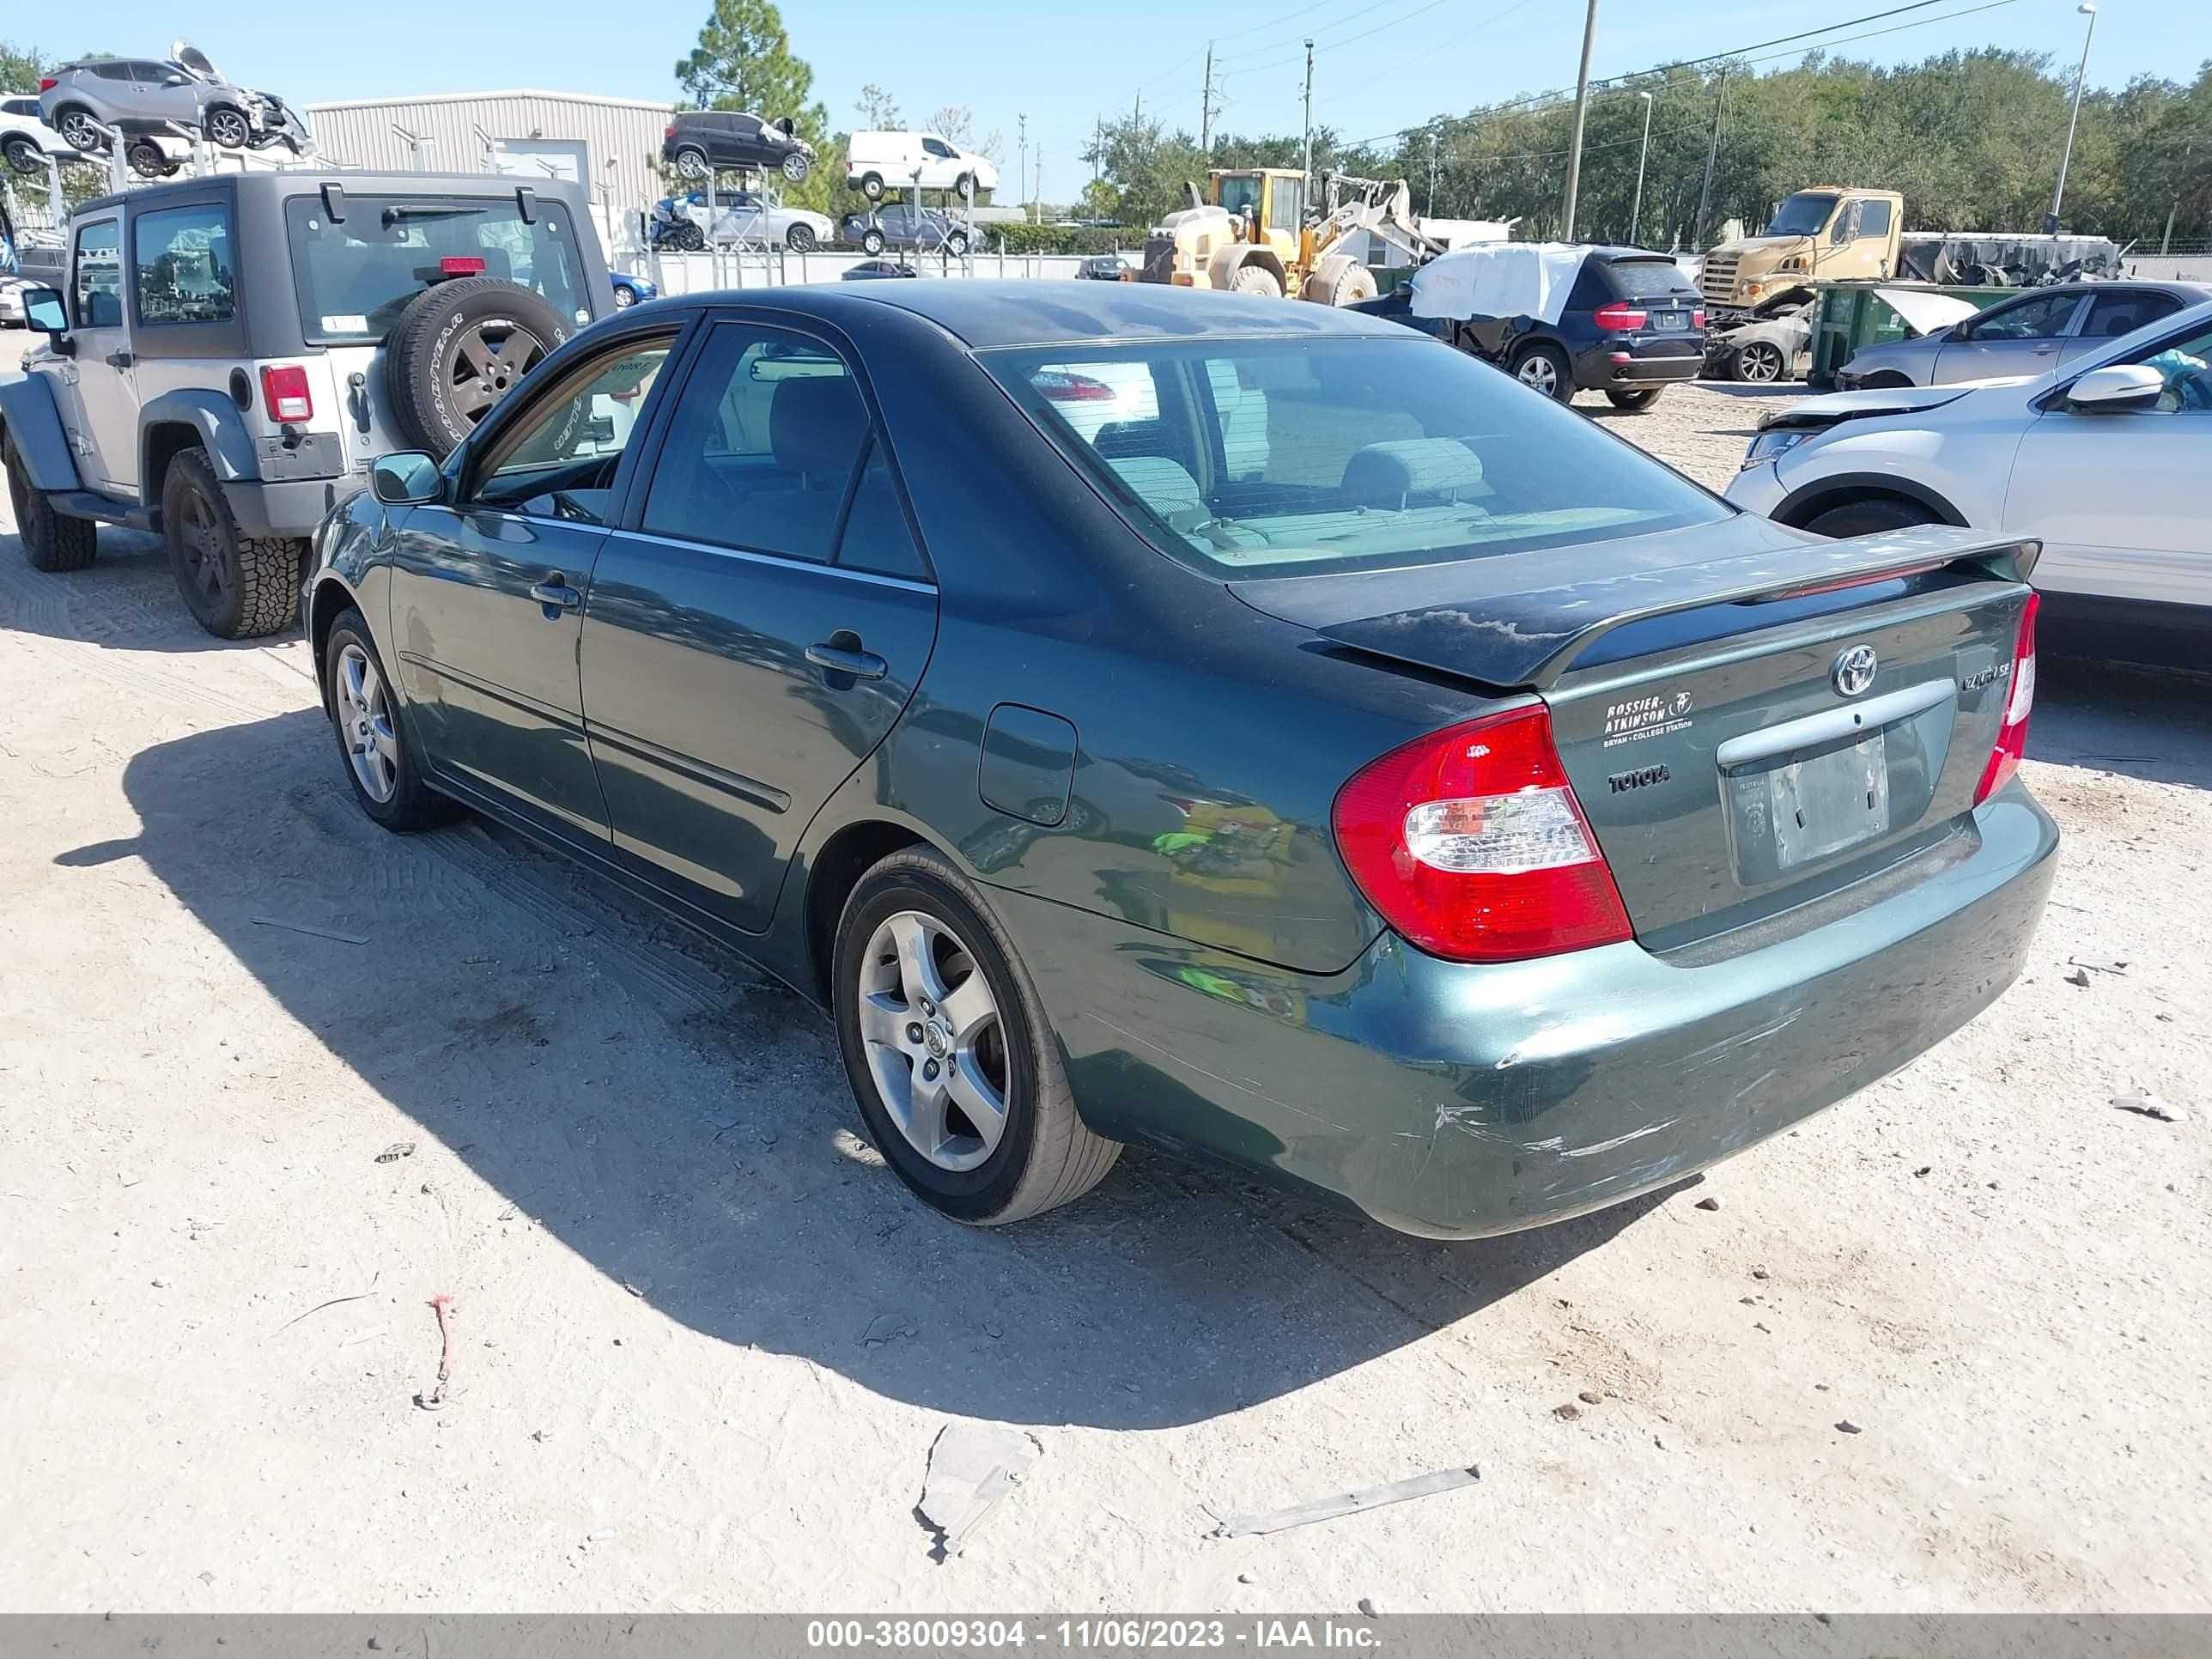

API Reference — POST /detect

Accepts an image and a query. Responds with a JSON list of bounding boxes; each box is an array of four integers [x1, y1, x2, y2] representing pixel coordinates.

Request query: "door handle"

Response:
[[529, 575, 582, 615], [106, 349, 135, 369], [805, 640, 889, 681]]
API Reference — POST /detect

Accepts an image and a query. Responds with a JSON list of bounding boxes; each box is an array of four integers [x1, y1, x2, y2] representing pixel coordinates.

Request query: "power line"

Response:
[[1329, 0, 2025, 155]]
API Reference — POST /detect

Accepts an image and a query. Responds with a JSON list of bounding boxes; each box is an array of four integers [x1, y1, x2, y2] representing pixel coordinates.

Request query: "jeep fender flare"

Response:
[[139, 388, 260, 491], [1771, 469, 1969, 531], [0, 374, 82, 492]]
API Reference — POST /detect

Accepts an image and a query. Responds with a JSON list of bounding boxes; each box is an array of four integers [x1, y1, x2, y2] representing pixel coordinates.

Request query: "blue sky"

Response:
[[31, 0, 2207, 201]]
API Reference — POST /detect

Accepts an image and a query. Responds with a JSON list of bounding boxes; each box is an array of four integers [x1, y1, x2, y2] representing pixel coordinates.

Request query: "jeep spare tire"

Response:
[[383, 276, 573, 459]]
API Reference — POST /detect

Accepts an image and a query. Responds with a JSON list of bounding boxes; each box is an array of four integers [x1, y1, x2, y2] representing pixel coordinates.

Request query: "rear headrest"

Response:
[[1340, 438, 1484, 507], [770, 374, 866, 478], [1106, 455, 1203, 519]]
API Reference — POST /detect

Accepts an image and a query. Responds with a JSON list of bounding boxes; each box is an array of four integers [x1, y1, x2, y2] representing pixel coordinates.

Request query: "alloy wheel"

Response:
[[445, 321, 547, 424], [1517, 354, 1559, 396], [855, 911, 1009, 1173], [334, 642, 400, 805], [59, 111, 100, 150], [174, 483, 231, 608], [1738, 342, 1784, 383], [207, 108, 250, 149]]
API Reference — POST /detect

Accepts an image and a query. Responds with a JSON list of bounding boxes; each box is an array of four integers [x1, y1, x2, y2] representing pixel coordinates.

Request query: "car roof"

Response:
[[73, 169, 593, 219], [697, 280, 1423, 349]]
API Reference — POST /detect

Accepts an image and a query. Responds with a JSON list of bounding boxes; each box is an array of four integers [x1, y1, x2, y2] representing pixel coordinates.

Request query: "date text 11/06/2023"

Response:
[[806, 1619, 1384, 1650]]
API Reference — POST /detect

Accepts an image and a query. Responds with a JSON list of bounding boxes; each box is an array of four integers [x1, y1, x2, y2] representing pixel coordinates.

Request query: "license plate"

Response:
[[1656, 312, 1687, 330], [1765, 733, 1891, 870]]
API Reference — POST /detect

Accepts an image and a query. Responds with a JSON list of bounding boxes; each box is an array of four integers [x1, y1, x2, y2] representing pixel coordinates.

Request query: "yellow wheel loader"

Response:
[[1139, 168, 1442, 305]]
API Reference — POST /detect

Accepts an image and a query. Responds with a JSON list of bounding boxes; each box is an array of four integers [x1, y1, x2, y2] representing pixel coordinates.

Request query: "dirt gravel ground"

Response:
[[2, 337, 2207, 1613]]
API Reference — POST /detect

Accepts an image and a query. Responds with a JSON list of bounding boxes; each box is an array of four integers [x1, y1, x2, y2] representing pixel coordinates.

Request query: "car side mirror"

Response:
[[21, 287, 68, 335], [370, 451, 444, 505], [2066, 363, 2165, 412]]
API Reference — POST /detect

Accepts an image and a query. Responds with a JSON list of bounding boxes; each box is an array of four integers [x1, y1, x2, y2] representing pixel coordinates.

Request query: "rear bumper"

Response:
[[1577, 339, 1705, 388], [222, 476, 348, 540], [1004, 787, 2057, 1239]]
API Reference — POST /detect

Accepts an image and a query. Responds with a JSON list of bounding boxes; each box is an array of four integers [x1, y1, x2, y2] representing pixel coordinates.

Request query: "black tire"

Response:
[[1856, 371, 1916, 390], [833, 848, 1121, 1225], [321, 608, 459, 832], [1733, 341, 1786, 383], [125, 138, 177, 178], [161, 449, 301, 639], [665, 219, 706, 252], [781, 150, 811, 183], [860, 172, 885, 201], [204, 105, 252, 149], [6, 438, 98, 572], [944, 230, 969, 258], [954, 173, 974, 202], [382, 276, 571, 459], [674, 147, 710, 181], [1801, 496, 1941, 539], [611, 283, 637, 308], [861, 228, 886, 257], [52, 106, 101, 152], [3, 137, 42, 175], [785, 222, 817, 253], [1509, 340, 1575, 404], [1605, 387, 1662, 410]]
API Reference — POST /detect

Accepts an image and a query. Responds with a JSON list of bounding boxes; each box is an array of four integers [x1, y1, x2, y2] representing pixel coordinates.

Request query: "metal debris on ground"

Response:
[[1694, 1195, 1722, 1212], [1209, 1464, 1480, 1539], [374, 1142, 416, 1164], [2067, 957, 2129, 975], [416, 1293, 456, 1411], [2112, 1095, 2182, 1123], [250, 916, 371, 945], [915, 1422, 1042, 1559], [2064, 969, 2093, 988]]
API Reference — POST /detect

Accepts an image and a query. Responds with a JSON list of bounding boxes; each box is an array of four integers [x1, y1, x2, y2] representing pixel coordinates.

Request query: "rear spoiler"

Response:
[[1313, 526, 2039, 690]]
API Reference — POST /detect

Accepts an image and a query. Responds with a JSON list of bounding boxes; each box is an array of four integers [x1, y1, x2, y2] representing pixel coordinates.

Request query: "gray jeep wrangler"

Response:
[[2, 170, 614, 636]]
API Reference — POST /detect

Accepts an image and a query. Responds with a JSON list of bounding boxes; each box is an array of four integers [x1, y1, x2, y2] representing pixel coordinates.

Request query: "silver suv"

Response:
[[0, 171, 613, 638], [38, 43, 308, 155]]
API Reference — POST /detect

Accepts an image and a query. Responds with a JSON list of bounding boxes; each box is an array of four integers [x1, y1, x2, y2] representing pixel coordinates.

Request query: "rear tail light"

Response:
[[665, 124, 677, 140], [438, 255, 488, 276], [259, 365, 313, 423], [39, 76, 57, 93], [1592, 302, 1647, 331], [1333, 706, 1632, 963], [1692, 307, 1707, 328], [1036, 370, 1116, 402], [1972, 592, 2039, 805]]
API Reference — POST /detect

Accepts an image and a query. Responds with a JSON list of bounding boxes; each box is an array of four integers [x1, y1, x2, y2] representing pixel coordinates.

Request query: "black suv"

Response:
[[836, 203, 969, 258], [661, 111, 814, 184], [1360, 247, 1706, 410]]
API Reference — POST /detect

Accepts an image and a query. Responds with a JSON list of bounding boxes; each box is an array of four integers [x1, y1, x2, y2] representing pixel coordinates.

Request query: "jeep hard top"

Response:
[[1, 168, 613, 636]]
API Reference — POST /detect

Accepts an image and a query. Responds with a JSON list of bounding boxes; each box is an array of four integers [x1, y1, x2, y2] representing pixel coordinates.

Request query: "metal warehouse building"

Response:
[[303, 89, 672, 221]]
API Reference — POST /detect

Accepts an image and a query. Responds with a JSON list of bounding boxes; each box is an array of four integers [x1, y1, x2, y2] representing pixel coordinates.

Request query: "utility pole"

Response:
[[2049, 1, 2099, 234], [1693, 69, 1727, 251], [1018, 113, 1029, 226], [1559, 0, 1599, 241], [1301, 39, 1315, 198], [1428, 130, 1440, 213], [1036, 149, 1043, 225], [1201, 43, 1214, 157], [1630, 90, 1653, 246]]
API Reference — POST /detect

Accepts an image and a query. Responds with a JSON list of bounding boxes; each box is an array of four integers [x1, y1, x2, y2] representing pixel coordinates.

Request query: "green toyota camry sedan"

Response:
[[302, 283, 2057, 1238]]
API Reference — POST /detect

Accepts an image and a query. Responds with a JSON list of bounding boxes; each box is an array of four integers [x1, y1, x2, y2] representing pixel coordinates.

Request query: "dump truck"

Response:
[[1698, 185, 2123, 319], [1139, 168, 1443, 305]]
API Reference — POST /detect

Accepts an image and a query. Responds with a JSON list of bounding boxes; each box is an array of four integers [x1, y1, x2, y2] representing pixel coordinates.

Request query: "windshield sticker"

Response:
[[1602, 690, 1694, 749], [322, 313, 369, 334]]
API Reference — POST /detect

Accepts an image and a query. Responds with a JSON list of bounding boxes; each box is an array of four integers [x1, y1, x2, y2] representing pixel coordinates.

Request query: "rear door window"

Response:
[[131, 203, 235, 326], [2081, 291, 2182, 340], [1967, 293, 2083, 341]]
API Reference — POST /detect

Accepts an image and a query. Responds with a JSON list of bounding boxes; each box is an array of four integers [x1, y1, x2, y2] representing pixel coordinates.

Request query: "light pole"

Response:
[[2049, 1, 2098, 234], [1629, 90, 1653, 246]]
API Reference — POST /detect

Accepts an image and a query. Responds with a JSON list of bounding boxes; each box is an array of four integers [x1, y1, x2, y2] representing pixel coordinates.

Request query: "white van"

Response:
[[845, 131, 1000, 201]]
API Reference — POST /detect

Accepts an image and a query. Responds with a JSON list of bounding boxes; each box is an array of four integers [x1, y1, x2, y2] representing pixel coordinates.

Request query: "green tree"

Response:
[[672, 0, 835, 209]]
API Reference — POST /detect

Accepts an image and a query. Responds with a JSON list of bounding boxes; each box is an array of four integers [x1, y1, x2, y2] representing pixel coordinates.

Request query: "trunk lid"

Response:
[[1231, 518, 2039, 949]]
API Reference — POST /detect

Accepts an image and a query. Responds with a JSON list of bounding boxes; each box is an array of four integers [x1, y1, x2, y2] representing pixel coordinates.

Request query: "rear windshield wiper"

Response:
[[382, 204, 481, 225]]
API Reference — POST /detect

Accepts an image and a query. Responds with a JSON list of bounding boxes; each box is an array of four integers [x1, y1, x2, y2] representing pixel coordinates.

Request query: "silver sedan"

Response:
[[1838, 280, 2210, 388]]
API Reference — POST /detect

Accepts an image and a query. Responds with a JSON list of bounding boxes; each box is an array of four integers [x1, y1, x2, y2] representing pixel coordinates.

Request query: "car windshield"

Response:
[[1765, 192, 1838, 237], [988, 337, 1727, 578], [283, 195, 589, 344]]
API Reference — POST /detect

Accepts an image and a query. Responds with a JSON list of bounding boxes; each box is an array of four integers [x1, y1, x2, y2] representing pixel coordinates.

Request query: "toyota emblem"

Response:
[[1832, 644, 1878, 697]]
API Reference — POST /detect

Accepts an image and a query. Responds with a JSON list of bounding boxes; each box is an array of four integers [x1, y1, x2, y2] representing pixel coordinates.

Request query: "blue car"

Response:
[[609, 271, 658, 309]]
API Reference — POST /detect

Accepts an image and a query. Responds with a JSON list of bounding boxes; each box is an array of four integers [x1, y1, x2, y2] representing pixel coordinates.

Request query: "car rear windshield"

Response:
[[1603, 258, 1697, 300], [987, 336, 1727, 578], [283, 195, 589, 345]]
